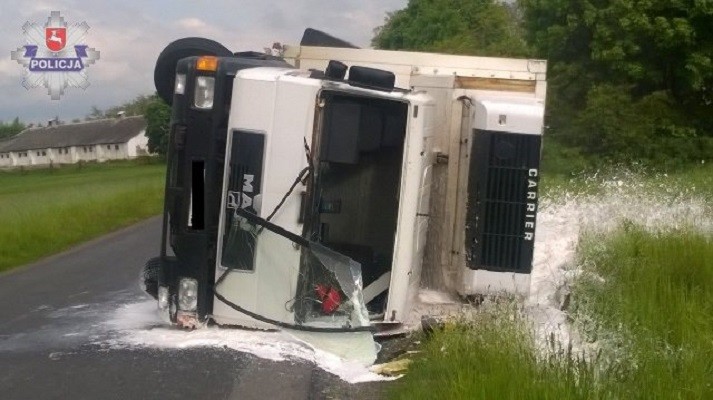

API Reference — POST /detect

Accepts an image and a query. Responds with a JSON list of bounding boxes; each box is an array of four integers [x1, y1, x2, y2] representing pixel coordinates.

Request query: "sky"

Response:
[[0, 0, 407, 124]]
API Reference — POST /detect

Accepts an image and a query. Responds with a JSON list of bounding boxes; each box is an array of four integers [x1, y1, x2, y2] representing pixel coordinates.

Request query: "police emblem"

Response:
[[10, 11, 100, 100]]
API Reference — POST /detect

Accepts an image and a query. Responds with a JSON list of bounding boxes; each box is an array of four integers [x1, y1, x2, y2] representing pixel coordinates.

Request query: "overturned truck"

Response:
[[145, 30, 546, 334]]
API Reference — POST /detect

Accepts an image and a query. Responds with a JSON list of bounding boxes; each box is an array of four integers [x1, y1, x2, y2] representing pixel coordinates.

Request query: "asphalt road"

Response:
[[0, 217, 388, 399]]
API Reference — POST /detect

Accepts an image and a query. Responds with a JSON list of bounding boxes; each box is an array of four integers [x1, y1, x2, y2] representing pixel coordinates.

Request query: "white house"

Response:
[[0, 116, 150, 169]]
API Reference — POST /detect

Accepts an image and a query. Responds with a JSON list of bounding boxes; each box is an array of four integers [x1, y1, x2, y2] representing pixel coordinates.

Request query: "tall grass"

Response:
[[390, 306, 598, 400], [573, 226, 713, 398], [0, 161, 165, 272]]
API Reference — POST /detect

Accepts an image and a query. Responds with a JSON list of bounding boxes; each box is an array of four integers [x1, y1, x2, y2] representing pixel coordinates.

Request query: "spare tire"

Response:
[[154, 37, 233, 105]]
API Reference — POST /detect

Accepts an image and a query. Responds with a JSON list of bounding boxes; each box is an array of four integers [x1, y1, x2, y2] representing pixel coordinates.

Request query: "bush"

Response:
[[541, 136, 591, 176], [551, 85, 712, 168]]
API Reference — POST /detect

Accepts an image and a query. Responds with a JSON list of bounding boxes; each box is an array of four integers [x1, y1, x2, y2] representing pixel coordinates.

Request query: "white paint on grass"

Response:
[[526, 175, 712, 355]]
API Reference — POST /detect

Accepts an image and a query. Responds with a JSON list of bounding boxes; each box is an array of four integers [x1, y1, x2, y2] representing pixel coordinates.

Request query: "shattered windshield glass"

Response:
[[216, 208, 371, 332]]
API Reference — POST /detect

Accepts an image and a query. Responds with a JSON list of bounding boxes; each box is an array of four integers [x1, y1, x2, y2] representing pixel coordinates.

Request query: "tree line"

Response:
[[373, 0, 713, 169]]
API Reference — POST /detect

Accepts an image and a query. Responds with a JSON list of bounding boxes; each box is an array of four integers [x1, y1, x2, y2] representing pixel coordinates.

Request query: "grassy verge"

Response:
[[391, 226, 712, 399], [540, 160, 712, 199], [389, 308, 597, 399], [0, 160, 165, 272], [573, 227, 713, 398]]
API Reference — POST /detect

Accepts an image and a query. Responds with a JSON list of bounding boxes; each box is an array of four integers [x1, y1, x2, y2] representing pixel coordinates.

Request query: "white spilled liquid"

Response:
[[528, 174, 711, 356]]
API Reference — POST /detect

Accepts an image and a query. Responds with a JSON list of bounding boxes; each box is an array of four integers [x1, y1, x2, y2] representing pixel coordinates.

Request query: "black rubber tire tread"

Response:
[[142, 256, 162, 299], [154, 37, 233, 104]]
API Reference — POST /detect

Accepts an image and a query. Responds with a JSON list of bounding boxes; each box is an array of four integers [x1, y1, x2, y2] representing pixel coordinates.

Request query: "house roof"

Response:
[[0, 116, 147, 153]]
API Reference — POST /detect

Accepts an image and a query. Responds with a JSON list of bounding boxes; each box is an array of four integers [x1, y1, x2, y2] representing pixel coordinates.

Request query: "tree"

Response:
[[519, 0, 713, 164], [0, 117, 26, 140], [144, 96, 171, 156], [105, 95, 159, 118], [373, 0, 530, 57], [86, 105, 104, 121], [85, 94, 163, 121], [523, 0, 713, 102]]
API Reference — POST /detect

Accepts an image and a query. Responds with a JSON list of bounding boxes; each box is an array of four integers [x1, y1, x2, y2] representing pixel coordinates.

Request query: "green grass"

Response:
[[390, 227, 712, 399], [573, 227, 713, 399], [0, 160, 165, 272], [390, 308, 597, 400], [540, 160, 713, 199], [398, 160, 712, 399]]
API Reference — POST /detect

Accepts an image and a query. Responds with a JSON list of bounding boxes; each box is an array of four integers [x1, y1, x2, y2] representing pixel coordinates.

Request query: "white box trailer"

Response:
[[146, 35, 546, 334]]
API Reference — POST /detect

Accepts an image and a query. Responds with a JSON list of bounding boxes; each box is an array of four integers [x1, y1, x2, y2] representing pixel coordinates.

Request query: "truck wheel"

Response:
[[154, 37, 233, 105], [141, 257, 161, 299]]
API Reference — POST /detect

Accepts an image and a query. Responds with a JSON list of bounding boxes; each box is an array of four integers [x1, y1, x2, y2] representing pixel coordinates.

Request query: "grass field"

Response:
[[0, 160, 165, 272], [391, 165, 712, 399], [573, 227, 713, 398], [389, 307, 597, 400]]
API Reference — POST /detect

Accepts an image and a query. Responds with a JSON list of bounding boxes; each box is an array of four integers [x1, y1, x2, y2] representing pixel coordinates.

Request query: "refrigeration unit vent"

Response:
[[466, 130, 542, 273]]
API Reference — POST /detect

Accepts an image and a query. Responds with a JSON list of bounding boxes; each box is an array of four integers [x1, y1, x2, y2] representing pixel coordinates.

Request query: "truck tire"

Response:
[[154, 37, 233, 104], [141, 256, 161, 299]]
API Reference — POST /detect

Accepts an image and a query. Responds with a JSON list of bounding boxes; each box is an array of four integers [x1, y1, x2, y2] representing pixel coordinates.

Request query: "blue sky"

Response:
[[0, 0, 407, 124]]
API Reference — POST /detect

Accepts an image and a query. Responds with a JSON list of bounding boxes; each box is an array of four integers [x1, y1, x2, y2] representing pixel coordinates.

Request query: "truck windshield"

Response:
[[217, 207, 371, 331], [309, 93, 409, 316]]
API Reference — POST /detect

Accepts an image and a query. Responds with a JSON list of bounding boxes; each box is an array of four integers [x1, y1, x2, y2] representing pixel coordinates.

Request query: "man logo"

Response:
[[226, 174, 257, 211]]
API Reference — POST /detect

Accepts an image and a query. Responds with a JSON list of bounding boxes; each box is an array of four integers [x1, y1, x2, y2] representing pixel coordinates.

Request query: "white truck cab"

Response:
[[212, 67, 434, 331]]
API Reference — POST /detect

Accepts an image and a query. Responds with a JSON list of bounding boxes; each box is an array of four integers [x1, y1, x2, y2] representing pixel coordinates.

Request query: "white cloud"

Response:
[[176, 17, 207, 30]]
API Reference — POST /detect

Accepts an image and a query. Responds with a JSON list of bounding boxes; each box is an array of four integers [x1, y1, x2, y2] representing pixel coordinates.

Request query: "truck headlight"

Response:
[[194, 76, 214, 109], [158, 286, 169, 311], [178, 278, 198, 311], [174, 74, 186, 95]]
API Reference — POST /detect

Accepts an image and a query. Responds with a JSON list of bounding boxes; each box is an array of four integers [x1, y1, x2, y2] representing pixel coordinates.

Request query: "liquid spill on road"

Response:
[[100, 299, 393, 384]]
